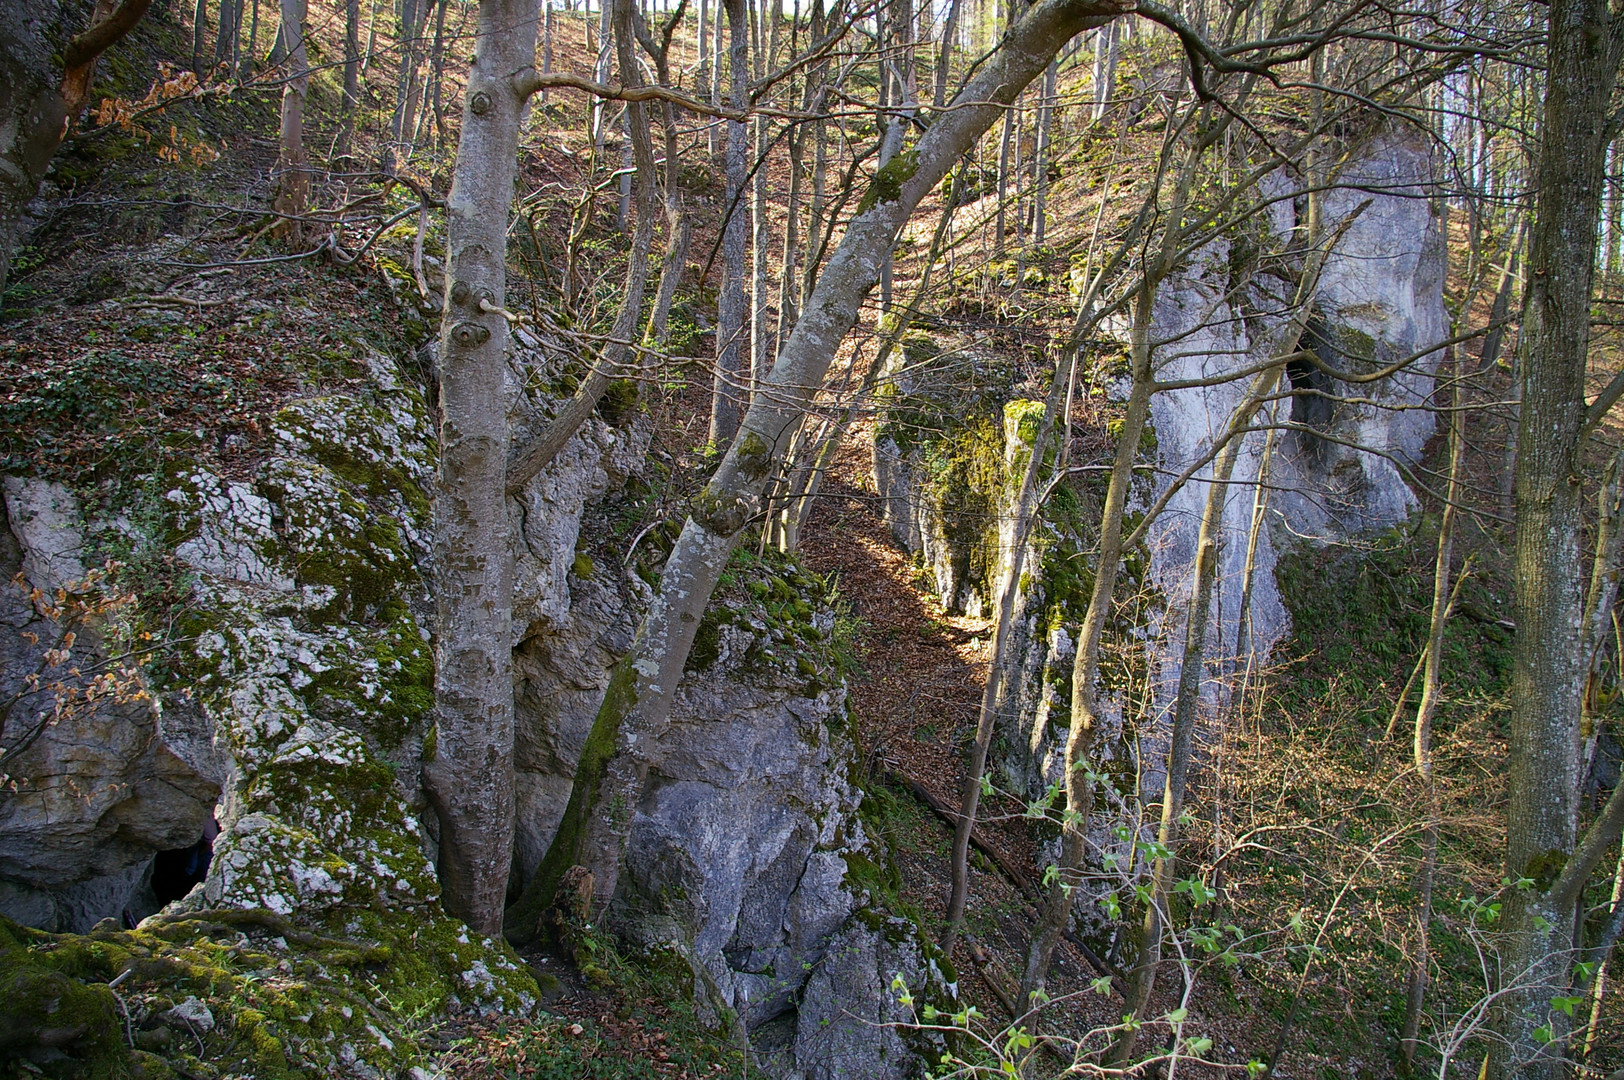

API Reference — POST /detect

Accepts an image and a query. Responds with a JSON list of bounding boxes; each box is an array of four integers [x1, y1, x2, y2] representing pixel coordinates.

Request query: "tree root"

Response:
[[141, 907, 392, 964]]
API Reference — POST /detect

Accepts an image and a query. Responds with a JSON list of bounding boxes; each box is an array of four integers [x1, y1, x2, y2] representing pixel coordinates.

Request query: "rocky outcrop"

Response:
[[1, 344, 535, 1076], [0, 477, 221, 933], [1143, 122, 1448, 683], [871, 334, 1028, 618], [868, 124, 1448, 915], [0, 297, 943, 1077], [509, 332, 946, 1079]]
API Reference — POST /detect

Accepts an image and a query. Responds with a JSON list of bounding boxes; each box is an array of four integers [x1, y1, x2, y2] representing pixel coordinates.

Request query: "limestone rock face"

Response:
[[1142, 122, 1448, 698], [1, 321, 940, 1075], [614, 642, 935, 1080], [2, 345, 534, 1073], [0, 478, 221, 932], [865, 124, 1448, 925], [508, 346, 946, 1077], [514, 555, 944, 1080]]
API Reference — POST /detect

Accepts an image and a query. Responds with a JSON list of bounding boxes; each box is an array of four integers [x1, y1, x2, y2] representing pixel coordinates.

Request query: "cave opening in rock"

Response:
[[150, 814, 219, 907], [1288, 317, 1341, 460]]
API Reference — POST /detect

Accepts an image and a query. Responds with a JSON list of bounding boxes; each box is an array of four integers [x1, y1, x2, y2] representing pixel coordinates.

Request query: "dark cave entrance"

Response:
[[1288, 317, 1341, 460], [149, 815, 219, 907]]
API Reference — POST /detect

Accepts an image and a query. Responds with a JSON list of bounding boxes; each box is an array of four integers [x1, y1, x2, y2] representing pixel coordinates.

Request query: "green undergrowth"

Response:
[[1274, 518, 1514, 717], [1218, 518, 1521, 1069]]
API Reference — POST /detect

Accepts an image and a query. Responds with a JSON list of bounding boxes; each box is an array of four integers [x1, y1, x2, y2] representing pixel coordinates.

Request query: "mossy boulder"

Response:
[[13, 345, 542, 1075]]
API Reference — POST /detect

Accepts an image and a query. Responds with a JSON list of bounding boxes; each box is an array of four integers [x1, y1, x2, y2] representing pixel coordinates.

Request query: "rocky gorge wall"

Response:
[[1, 342, 542, 1076], [506, 326, 946, 1079], [0, 313, 945, 1077], [870, 122, 1449, 892]]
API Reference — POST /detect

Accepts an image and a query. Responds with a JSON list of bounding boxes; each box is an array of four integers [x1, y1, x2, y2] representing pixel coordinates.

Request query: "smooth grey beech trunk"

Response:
[[503, 2, 663, 496], [636, 10, 691, 351], [710, 0, 749, 449], [1493, 0, 1624, 1072], [425, 0, 539, 936], [513, 0, 1131, 933], [1579, 446, 1624, 793]]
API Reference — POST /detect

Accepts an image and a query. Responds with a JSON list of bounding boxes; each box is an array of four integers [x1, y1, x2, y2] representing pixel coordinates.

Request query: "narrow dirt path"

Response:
[[797, 468, 1108, 1029]]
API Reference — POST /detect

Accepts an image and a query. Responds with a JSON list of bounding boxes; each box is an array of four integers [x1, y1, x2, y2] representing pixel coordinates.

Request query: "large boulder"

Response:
[[509, 328, 949, 1077], [0, 477, 221, 933], [1141, 120, 1448, 706], [3, 344, 535, 1077]]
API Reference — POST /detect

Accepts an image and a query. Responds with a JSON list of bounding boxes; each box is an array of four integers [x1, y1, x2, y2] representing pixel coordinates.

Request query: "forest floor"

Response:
[[5, 7, 1617, 1077]]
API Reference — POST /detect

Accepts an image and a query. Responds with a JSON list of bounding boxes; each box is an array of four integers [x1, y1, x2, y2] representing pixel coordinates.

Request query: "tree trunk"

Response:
[[1493, 0, 1623, 1072], [1021, 296, 1152, 1002], [386, 0, 423, 168], [193, 0, 209, 72], [994, 93, 1013, 255], [709, 0, 723, 156], [246, 0, 259, 75], [639, 6, 691, 349], [0, 0, 154, 300], [214, 0, 239, 66], [504, 6, 661, 494], [592, 2, 611, 155], [1092, 20, 1116, 120], [338, 0, 360, 157], [1399, 356, 1464, 1067], [711, 0, 749, 448], [362, 0, 380, 76], [774, 121, 804, 353], [750, 109, 770, 381], [934, 0, 964, 108], [272, 0, 310, 246], [1580, 445, 1624, 794], [424, 0, 540, 937], [424, 0, 450, 148], [513, 0, 1129, 936], [1033, 60, 1055, 246], [696, 0, 708, 104], [799, 0, 828, 311]]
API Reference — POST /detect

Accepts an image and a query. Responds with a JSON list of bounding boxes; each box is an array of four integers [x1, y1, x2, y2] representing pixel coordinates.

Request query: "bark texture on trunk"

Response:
[[338, 0, 360, 155], [272, 0, 310, 244], [711, 0, 750, 449], [516, 0, 1130, 934], [425, 0, 539, 937], [1494, 0, 1622, 1072]]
